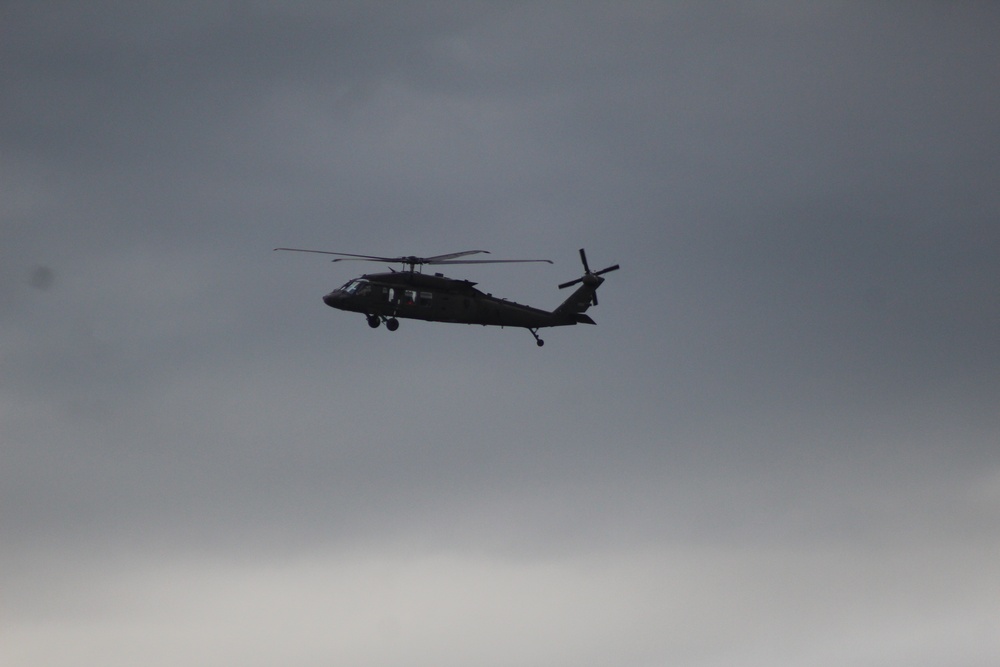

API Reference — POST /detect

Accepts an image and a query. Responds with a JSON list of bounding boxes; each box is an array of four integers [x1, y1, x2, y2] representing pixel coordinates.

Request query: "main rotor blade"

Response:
[[429, 259, 553, 265], [274, 248, 402, 262], [329, 257, 397, 263], [579, 248, 591, 273], [423, 250, 491, 262], [275, 248, 503, 265]]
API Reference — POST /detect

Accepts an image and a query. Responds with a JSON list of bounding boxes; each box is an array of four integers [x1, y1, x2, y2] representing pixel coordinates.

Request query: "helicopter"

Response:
[[274, 247, 619, 346]]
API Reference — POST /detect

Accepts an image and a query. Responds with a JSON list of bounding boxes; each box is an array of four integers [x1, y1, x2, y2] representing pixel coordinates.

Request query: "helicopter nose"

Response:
[[323, 291, 340, 307]]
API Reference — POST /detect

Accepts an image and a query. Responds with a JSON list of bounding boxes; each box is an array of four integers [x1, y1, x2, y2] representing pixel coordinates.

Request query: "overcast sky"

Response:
[[3, 2, 999, 666]]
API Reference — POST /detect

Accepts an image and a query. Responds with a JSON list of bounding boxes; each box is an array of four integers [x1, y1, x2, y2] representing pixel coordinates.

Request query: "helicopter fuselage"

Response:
[[322, 271, 591, 330]]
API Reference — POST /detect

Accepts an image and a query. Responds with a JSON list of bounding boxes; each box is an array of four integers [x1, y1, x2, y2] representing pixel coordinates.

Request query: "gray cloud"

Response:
[[3, 3, 999, 665]]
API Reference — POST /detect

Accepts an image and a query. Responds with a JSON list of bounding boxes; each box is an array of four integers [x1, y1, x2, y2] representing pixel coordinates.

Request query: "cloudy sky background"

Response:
[[3, 2, 999, 665]]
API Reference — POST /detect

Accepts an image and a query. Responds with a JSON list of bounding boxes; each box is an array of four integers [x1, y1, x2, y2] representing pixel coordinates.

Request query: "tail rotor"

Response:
[[558, 248, 619, 305]]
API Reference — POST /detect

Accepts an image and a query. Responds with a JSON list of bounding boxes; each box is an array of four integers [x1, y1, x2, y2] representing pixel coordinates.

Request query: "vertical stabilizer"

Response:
[[554, 281, 601, 318]]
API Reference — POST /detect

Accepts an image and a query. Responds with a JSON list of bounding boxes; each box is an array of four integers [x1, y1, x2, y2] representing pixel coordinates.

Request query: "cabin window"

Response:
[[418, 291, 433, 306]]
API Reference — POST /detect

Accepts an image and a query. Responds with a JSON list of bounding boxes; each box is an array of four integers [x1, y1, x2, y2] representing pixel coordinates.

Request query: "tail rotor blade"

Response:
[[558, 277, 583, 289], [594, 264, 620, 276], [559, 251, 619, 290]]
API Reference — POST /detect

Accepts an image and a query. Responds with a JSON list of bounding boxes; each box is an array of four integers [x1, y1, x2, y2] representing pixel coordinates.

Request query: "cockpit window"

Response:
[[341, 279, 366, 294]]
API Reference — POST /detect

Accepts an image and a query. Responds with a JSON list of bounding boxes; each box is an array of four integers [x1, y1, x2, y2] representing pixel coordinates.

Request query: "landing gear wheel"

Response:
[[385, 318, 399, 331], [366, 315, 381, 328], [536, 338, 545, 347], [529, 328, 544, 346]]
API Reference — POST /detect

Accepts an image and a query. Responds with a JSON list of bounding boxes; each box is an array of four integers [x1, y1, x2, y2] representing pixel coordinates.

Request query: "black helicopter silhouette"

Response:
[[275, 247, 619, 346]]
